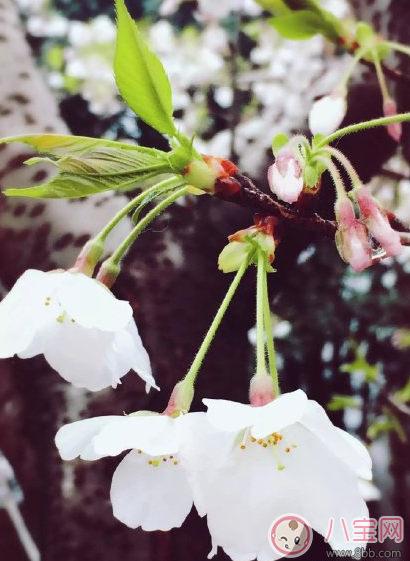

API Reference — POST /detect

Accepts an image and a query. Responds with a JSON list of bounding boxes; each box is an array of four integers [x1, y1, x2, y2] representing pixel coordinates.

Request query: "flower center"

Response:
[[137, 450, 179, 468], [43, 297, 76, 324], [238, 431, 297, 471]]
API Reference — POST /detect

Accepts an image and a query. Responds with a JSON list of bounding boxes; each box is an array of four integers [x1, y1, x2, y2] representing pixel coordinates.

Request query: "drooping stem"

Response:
[[384, 41, 410, 58], [317, 112, 410, 148], [262, 263, 280, 395], [340, 47, 367, 90], [255, 250, 267, 377], [94, 176, 182, 244], [372, 49, 390, 102], [321, 146, 362, 189], [109, 185, 188, 264], [184, 253, 253, 387], [316, 155, 347, 200]]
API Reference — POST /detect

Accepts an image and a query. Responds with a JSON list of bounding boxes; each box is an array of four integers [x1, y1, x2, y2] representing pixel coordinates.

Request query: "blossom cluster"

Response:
[[56, 389, 371, 560]]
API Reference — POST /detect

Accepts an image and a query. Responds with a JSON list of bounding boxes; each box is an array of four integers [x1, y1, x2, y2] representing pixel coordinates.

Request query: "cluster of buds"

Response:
[[183, 155, 239, 195], [335, 187, 402, 272], [218, 215, 278, 273]]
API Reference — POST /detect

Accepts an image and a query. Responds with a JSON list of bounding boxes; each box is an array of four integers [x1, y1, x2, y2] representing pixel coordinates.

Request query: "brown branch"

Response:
[[214, 173, 410, 248], [215, 172, 337, 237]]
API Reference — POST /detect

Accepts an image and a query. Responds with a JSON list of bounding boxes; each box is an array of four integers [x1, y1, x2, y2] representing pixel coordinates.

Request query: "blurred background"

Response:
[[0, 0, 410, 559]]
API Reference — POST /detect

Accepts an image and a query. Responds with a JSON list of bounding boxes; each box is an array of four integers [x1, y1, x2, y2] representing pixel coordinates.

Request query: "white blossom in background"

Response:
[[0, 269, 156, 392], [55, 413, 194, 530], [160, 0, 262, 20], [181, 390, 371, 561]]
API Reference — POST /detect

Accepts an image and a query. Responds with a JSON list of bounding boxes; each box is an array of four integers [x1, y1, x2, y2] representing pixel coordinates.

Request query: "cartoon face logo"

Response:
[[269, 514, 313, 557]]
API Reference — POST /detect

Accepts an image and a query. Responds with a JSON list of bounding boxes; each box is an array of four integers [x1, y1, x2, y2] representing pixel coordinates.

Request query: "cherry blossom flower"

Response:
[[356, 187, 403, 257], [309, 94, 347, 137], [182, 390, 371, 561], [55, 413, 193, 530], [0, 269, 156, 392], [267, 149, 304, 204], [335, 198, 373, 272]]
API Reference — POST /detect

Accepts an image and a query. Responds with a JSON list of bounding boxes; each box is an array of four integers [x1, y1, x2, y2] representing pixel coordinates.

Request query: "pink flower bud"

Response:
[[356, 187, 402, 257], [249, 374, 275, 407], [267, 150, 303, 204], [335, 198, 373, 272], [383, 99, 402, 143]]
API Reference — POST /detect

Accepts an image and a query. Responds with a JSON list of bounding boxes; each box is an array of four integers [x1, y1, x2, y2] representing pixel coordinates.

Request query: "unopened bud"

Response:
[[183, 155, 238, 194], [383, 99, 402, 143], [268, 149, 303, 204], [356, 186, 402, 257], [309, 93, 347, 137], [335, 198, 373, 272]]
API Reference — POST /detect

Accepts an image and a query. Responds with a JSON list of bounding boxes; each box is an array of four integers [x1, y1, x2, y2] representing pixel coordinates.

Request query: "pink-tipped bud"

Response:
[[383, 99, 402, 143], [335, 198, 373, 272], [308, 93, 347, 136], [249, 374, 275, 407], [356, 186, 402, 257], [268, 150, 303, 204], [163, 381, 194, 417]]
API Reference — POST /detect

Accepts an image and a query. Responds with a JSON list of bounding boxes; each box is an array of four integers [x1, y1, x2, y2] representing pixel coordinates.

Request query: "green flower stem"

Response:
[[262, 263, 280, 395], [110, 185, 188, 264], [340, 47, 367, 89], [384, 41, 410, 58], [317, 155, 347, 200], [94, 176, 182, 244], [256, 250, 267, 377], [316, 112, 410, 148], [183, 253, 253, 387], [321, 146, 362, 188], [372, 49, 390, 102]]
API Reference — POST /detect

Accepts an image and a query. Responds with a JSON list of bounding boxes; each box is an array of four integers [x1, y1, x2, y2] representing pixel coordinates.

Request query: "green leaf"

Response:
[[267, 1, 344, 42], [271, 133, 289, 156], [269, 11, 324, 40], [2, 134, 172, 199], [0, 133, 165, 158], [303, 164, 319, 187], [341, 346, 380, 384], [254, 0, 291, 14], [395, 377, 410, 403], [114, 0, 176, 136], [312, 133, 326, 148], [327, 394, 360, 411]]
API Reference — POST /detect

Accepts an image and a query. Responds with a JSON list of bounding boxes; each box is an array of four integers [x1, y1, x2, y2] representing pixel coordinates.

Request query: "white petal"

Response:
[[203, 399, 257, 432], [124, 320, 157, 391], [301, 401, 372, 479], [251, 390, 308, 439], [54, 271, 132, 331], [41, 321, 122, 391], [110, 450, 193, 531], [0, 269, 54, 357], [194, 423, 367, 560], [55, 416, 121, 460], [93, 415, 179, 457]]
